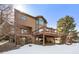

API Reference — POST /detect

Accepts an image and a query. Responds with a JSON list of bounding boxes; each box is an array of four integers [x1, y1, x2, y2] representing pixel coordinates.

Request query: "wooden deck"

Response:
[[33, 31, 58, 45]]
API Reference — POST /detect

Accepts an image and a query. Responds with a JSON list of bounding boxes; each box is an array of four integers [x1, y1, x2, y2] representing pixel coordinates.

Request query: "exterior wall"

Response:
[[14, 9, 36, 33], [35, 24, 47, 30]]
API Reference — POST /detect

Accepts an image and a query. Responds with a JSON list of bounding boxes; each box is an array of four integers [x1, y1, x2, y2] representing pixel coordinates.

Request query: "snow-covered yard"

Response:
[[2, 43, 79, 54]]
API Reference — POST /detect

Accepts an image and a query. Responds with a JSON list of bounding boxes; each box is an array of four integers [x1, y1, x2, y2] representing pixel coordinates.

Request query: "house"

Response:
[[14, 9, 66, 46], [14, 9, 48, 45]]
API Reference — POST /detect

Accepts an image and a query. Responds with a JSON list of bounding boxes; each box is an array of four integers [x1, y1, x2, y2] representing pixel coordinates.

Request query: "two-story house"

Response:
[[14, 9, 48, 45]]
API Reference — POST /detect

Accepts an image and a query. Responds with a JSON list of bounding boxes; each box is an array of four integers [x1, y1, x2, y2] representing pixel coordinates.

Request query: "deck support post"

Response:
[[43, 34, 45, 46], [43, 26, 46, 46]]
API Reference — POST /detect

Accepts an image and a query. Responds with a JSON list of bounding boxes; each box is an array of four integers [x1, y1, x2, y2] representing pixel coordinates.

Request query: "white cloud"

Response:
[[13, 4, 33, 15]]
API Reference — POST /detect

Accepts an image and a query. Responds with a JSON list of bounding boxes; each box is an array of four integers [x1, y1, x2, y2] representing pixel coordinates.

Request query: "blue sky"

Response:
[[17, 4, 79, 31]]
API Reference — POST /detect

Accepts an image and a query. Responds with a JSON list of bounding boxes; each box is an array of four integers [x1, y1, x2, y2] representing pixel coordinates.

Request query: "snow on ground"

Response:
[[2, 43, 79, 54]]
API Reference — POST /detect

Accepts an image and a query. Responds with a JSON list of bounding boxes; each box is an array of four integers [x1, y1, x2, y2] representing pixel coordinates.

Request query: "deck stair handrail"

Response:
[[0, 32, 11, 40]]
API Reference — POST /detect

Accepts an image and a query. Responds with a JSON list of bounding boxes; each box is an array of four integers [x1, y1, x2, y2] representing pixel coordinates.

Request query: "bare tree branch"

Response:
[[0, 4, 14, 40]]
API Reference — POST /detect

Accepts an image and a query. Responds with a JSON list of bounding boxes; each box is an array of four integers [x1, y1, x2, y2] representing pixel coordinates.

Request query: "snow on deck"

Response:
[[2, 43, 79, 54]]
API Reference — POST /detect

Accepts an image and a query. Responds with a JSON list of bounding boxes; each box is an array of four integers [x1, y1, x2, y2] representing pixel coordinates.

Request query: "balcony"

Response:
[[33, 27, 57, 37]]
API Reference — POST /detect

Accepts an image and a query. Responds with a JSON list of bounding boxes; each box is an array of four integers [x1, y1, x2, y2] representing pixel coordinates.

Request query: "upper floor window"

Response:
[[36, 18, 44, 25], [36, 20, 39, 24], [20, 15, 27, 20]]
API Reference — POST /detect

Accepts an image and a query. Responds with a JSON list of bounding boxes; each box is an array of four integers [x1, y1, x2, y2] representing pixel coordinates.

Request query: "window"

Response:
[[20, 15, 27, 20], [36, 18, 44, 25], [39, 18, 44, 25], [36, 20, 39, 24], [21, 29, 27, 34]]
